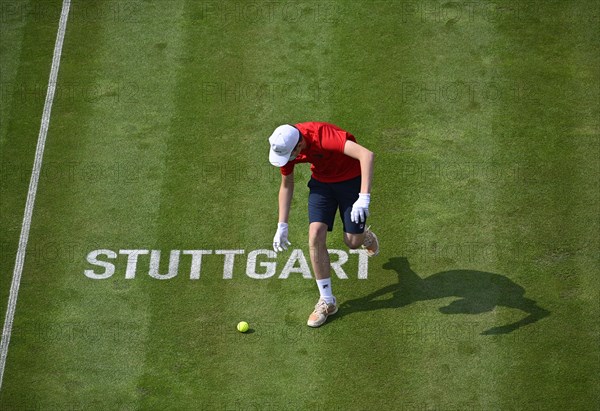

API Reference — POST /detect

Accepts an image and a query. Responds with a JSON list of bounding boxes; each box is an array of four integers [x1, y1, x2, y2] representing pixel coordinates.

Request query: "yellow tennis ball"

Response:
[[237, 321, 249, 333]]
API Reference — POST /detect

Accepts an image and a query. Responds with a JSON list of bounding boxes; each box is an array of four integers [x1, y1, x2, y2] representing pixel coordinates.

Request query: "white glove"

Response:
[[273, 222, 291, 252], [351, 193, 370, 223]]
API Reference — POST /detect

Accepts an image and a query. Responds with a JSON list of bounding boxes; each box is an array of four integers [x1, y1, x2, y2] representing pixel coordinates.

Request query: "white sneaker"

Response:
[[307, 297, 338, 327], [362, 226, 380, 257]]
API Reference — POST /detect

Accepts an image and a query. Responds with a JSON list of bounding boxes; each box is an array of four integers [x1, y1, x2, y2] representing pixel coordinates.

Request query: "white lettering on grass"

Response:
[[350, 249, 369, 279], [278, 249, 312, 279], [83, 248, 369, 280], [183, 250, 212, 280], [119, 249, 149, 279], [84, 249, 117, 279], [215, 250, 245, 279], [328, 249, 348, 279], [246, 249, 277, 279], [149, 250, 180, 280]]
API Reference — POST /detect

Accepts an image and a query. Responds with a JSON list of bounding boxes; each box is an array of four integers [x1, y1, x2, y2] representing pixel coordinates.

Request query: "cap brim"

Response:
[[269, 149, 290, 167]]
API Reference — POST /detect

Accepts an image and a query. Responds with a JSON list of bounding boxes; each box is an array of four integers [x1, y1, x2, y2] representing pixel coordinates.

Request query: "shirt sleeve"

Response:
[[280, 161, 295, 176], [319, 124, 352, 153]]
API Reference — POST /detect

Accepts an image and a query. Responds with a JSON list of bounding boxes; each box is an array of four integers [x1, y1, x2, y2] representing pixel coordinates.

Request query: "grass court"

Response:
[[0, 1, 598, 409]]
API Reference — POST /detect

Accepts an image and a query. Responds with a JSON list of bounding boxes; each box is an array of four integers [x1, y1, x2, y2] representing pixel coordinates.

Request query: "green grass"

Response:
[[1, 0, 598, 410]]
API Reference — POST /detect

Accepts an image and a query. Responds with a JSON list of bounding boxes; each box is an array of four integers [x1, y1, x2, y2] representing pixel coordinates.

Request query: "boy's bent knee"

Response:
[[344, 233, 364, 249]]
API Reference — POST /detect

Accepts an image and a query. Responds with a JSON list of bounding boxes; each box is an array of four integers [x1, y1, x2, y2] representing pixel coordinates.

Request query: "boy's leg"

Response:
[[306, 177, 339, 327], [307, 223, 338, 327], [308, 222, 331, 281], [344, 228, 379, 256], [343, 232, 365, 249], [307, 178, 337, 287]]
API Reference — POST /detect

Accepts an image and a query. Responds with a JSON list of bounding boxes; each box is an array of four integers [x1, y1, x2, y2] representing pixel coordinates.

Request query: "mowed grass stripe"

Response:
[[0, 0, 31, 147], [225, 5, 340, 409], [0, 0, 70, 392], [56, 2, 190, 408], [318, 2, 418, 409], [135, 1, 342, 408], [327, 1, 515, 409], [1, 2, 113, 407], [491, 1, 600, 408], [0, 0, 67, 406], [0, 0, 60, 361], [559, 1, 600, 352], [134, 1, 258, 407], [2, 0, 186, 408]]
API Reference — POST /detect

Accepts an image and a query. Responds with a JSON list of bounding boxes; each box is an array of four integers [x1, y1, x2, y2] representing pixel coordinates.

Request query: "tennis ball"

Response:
[[237, 321, 249, 333]]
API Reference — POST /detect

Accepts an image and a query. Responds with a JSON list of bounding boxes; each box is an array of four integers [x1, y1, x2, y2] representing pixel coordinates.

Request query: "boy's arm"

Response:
[[278, 172, 294, 223], [273, 172, 294, 252], [343, 140, 374, 194]]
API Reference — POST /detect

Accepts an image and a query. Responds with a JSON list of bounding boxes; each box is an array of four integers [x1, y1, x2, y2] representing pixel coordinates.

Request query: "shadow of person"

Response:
[[336, 257, 550, 335]]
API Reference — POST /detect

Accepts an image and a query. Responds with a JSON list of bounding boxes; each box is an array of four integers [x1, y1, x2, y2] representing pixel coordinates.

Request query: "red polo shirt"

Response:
[[280, 122, 361, 183]]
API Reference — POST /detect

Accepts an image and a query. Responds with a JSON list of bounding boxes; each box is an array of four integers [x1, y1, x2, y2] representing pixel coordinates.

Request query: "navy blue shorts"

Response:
[[307, 176, 366, 234]]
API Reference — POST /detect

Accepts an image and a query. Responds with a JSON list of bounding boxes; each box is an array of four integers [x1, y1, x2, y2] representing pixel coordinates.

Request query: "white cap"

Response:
[[268, 124, 300, 167]]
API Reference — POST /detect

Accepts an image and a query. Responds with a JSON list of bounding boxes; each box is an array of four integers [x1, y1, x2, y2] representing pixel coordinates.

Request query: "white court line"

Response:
[[0, 0, 71, 390]]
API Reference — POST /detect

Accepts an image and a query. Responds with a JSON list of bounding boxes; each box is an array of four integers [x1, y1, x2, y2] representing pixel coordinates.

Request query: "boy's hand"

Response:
[[351, 193, 370, 223], [273, 222, 291, 252]]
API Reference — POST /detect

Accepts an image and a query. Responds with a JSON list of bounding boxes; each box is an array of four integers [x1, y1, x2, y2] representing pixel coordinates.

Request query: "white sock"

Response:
[[316, 278, 335, 304]]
